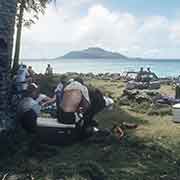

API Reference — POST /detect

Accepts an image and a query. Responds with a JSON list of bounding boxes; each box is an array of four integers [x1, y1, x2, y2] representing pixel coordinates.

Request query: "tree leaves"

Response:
[[16, 0, 51, 28]]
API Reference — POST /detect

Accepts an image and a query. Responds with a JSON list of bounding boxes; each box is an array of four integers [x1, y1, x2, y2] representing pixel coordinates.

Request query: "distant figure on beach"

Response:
[[45, 64, 53, 75], [140, 67, 143, 73], [147, 67, 151, 73], [136, 67, 144, 81], [28, 66, 35, 77]]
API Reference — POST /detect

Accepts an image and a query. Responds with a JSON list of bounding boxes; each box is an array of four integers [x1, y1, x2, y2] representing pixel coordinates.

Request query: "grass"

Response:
[[1, 76, 180, 180], [160, 84, 175, 97], [87, 79, 125, 99]]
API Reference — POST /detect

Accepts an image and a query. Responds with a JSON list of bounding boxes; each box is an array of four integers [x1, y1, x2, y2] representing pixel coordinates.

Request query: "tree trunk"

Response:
[[0, 0, 17, 129], [12, 0, 25, 72]]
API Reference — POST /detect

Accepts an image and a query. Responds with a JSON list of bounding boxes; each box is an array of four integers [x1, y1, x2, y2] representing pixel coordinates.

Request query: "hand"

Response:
[[41, 102, 48, 107]]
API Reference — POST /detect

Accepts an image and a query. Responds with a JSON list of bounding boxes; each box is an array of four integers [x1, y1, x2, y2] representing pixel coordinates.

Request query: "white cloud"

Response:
[[170, 21, 180, 42], [21, 3, 180, 58]]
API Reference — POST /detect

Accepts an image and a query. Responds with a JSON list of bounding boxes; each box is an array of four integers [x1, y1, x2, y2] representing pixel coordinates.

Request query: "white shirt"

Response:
[[64, 81, 90, 104], [103, 96, 114, 110], [36, 94, 48, 103]]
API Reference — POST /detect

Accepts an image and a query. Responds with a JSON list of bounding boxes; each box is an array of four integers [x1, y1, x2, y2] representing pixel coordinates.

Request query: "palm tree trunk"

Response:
[[0, 0, 17, 128], [12, 0, 25, 72]]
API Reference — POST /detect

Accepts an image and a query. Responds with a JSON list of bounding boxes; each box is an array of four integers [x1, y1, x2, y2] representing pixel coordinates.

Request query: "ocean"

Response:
[[23, 58, 180, 77]]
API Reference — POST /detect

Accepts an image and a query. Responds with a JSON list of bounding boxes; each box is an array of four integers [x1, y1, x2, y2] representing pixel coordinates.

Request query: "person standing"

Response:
[[28, 66, 35, 77], [45, 64, 53, 75], [15, 64, 31, 93], [136, 67, 144, 81]]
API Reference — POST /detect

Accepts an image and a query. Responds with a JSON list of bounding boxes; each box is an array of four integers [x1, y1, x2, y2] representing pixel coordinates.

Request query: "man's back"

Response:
[[61, 89, 82, 112]]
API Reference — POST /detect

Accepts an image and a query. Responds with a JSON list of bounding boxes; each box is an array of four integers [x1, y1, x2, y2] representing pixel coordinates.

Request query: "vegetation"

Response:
[[13, 0, 51, 71], [0, 1, 179, 179], [0, 76, 180, 180]]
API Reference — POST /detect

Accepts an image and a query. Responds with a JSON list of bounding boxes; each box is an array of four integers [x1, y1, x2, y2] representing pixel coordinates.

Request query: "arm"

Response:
[[41, 95, 56, 107]]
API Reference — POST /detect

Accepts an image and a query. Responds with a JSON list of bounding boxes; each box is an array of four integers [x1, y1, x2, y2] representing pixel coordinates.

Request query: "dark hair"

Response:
[[26, 83, 39, 96]]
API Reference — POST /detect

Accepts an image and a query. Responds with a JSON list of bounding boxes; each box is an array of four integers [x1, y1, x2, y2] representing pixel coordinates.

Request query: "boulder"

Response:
[[135, 92, 152, 103]]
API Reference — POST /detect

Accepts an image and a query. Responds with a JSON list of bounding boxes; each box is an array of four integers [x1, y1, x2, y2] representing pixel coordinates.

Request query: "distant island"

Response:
[[57, 47, 128, 59]]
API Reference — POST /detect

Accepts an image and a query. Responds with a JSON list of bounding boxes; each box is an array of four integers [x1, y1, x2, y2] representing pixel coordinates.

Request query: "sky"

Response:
[[20, 0, 180, 59]]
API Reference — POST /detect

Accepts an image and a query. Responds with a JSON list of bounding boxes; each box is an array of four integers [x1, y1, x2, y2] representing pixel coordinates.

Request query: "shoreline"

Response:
[[32, 72, 177, 90], [40, 72, 177, 81], [23, 58, 180, 78]]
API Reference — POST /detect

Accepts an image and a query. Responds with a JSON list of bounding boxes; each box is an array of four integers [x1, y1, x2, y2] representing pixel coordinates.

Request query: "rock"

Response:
[[143, 90, 160, 96], [122, 89, 139, 100], [118, 89, 156, 105], [135, 92, 152, 103], [117, 96, 130, 105]]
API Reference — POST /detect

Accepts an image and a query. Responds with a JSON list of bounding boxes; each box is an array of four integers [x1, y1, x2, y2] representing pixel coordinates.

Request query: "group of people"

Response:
[[14, 64, 35, 93], [136, 67, 157, 82], [14, 64, 114, 139]]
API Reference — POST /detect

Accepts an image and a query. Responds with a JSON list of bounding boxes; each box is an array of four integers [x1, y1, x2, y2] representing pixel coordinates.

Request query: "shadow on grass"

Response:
[[0, 108, 180, 180], [96, 105, 148, 128]]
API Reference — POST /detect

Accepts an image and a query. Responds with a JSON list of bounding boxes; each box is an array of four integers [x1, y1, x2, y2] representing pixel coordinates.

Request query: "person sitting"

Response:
[[136, 67, 144, 81], [147, 67, 151, 73], [17, 83, 41, 133]]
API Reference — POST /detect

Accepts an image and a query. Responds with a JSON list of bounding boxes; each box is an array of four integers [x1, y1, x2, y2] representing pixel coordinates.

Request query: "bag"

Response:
[[36, 117, 81, 145]]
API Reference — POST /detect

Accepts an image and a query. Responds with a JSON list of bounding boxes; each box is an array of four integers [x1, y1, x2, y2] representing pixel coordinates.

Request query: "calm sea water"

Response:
[[23, 58, 180, 77]]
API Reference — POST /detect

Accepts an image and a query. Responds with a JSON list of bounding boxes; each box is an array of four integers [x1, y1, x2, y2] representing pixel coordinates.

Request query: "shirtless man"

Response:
[[58, 79, 114, 132], [42, 78, 114, 132]]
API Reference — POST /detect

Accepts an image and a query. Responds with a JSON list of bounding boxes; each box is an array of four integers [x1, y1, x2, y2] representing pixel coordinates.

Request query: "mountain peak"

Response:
[[59, 47, 128, 59], [85, 47, 106, 51]]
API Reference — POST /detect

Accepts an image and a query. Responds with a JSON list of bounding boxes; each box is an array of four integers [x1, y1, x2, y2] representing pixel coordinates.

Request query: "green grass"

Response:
[[1, 76, 180, 180], [87, 79, 125, 99]]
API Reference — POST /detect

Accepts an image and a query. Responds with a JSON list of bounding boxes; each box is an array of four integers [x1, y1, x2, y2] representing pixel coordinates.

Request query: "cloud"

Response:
[[21, 3, 180, 58], [170, 21, 180, 42]]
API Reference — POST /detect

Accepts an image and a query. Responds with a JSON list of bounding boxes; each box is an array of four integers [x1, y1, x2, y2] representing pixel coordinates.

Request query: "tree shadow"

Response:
[[0, 107, 180, 180]]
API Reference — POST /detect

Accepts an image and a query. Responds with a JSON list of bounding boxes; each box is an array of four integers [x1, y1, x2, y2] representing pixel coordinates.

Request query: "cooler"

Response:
[[36, 117, 79, 145], [172, 103, 180, 123]]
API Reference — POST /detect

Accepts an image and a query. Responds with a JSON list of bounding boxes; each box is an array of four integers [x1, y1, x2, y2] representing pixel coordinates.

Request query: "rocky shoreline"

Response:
[[47, 72, 175, 85]]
